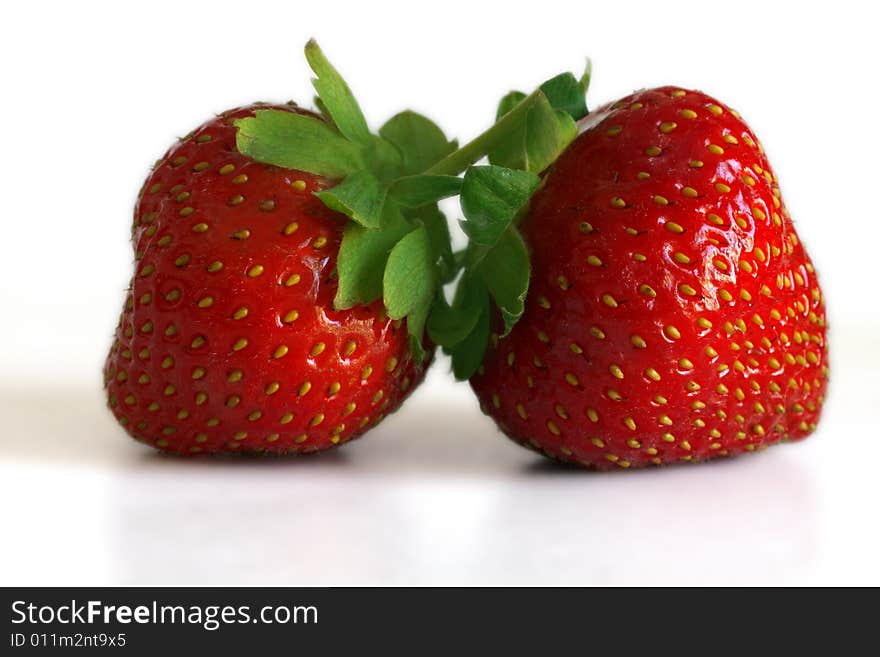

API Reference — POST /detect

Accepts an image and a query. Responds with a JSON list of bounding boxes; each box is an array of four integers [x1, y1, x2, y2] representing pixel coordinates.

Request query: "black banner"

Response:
[[0, 587, 869, 651]]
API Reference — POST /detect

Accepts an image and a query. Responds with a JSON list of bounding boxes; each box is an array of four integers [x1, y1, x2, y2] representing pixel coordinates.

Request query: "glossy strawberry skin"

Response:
[[104, 104, 425, 455], [471, 87, 828, 469]]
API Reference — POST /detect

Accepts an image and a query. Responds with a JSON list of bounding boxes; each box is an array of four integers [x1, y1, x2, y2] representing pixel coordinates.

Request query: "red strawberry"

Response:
[[470, 86, 828, 469], [104, 104, 426, 454]]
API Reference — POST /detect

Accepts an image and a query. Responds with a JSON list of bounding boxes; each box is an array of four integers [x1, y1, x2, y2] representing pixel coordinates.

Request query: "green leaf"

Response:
[[478, 228, 530, 336], [540, 72, 587, 121], [488, 92, 528, 170], [389, 175, 462, 208], [363, 136, 404, 182], [488, 68, 588, 172], [449, 280, 490, 381], [379, 111, 457, 175], [427, 89, 545, 177], [383, 224, 435, 321], [579, 59, 593, 97], [313, 95, 335, 128], [428, 273, 484, 348], [383, 224, 436, 364], [488, 128, 526, 171], [235, 111, 364, 178], [459, 165, 539, 246], [314, 170, 387, 230], [409, 204, 455, 281], [304, 39, 372, 146], [524, 94, 577, 173], [495, 91, 527, 121], [334, 203, 410, 309], [407, 305, 431, 365]]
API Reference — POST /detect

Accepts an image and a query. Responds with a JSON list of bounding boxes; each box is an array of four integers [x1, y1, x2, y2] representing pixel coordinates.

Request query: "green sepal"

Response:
[[304, 39, 372, 146], [488, 92, 528, 170], [383, 223, 436, 365], [334, 202, 410, 310], [578, 59, 592, 100], [459, 165, 539, 246], [363, 136, 405, 182], [524, 94, 578, 173], [427, 273, 485, 348], [540, 72, 588, 121], [440, 227, 529, 379], [313, 95, 335, 128], [314, 170, 387, 229], [380, 111, 457, 176], [486, 63, 590, 173], [410, 204, 455, 282], [486, 93, 576, 174], [383, 223, 435, 320], [478, 228, 530, 336], [408, 323, 429, 366], [235, 111, 365, 178], [389, 175, 462, 208], [496, 91, 528, 121], [448, 278, 490, 381]]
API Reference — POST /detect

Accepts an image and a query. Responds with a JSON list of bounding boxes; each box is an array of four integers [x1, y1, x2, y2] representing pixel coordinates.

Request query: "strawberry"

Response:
[[104, 103, 420, 454], [464, 85, 828, 468], [105, 43, 459, 454]]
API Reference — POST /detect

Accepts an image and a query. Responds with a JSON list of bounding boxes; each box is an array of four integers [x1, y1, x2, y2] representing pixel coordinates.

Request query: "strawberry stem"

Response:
[[424, 89, 544, 176]]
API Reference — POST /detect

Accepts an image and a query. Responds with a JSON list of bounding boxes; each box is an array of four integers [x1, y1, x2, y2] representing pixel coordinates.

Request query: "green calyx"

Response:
[[234, 39, 591, 375], [235, 40, 458, 365], [427, 61, 593, 380]]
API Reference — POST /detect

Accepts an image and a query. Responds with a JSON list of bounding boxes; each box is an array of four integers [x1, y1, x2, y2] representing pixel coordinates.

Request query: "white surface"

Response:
[[1, 322, 878, 586], [1, 1, 879, 585]]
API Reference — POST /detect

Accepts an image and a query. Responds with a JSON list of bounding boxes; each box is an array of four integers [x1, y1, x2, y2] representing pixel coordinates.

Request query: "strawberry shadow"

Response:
[[521, 447, 784, 476], [131, 444, 351, 468]]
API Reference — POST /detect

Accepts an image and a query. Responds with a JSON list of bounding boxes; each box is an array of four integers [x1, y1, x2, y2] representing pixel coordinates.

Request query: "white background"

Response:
[[1, 0, 878, 585]]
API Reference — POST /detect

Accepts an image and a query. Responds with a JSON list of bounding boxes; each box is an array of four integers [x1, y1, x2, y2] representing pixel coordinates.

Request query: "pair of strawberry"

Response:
[[105, 42, 828, 468]]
